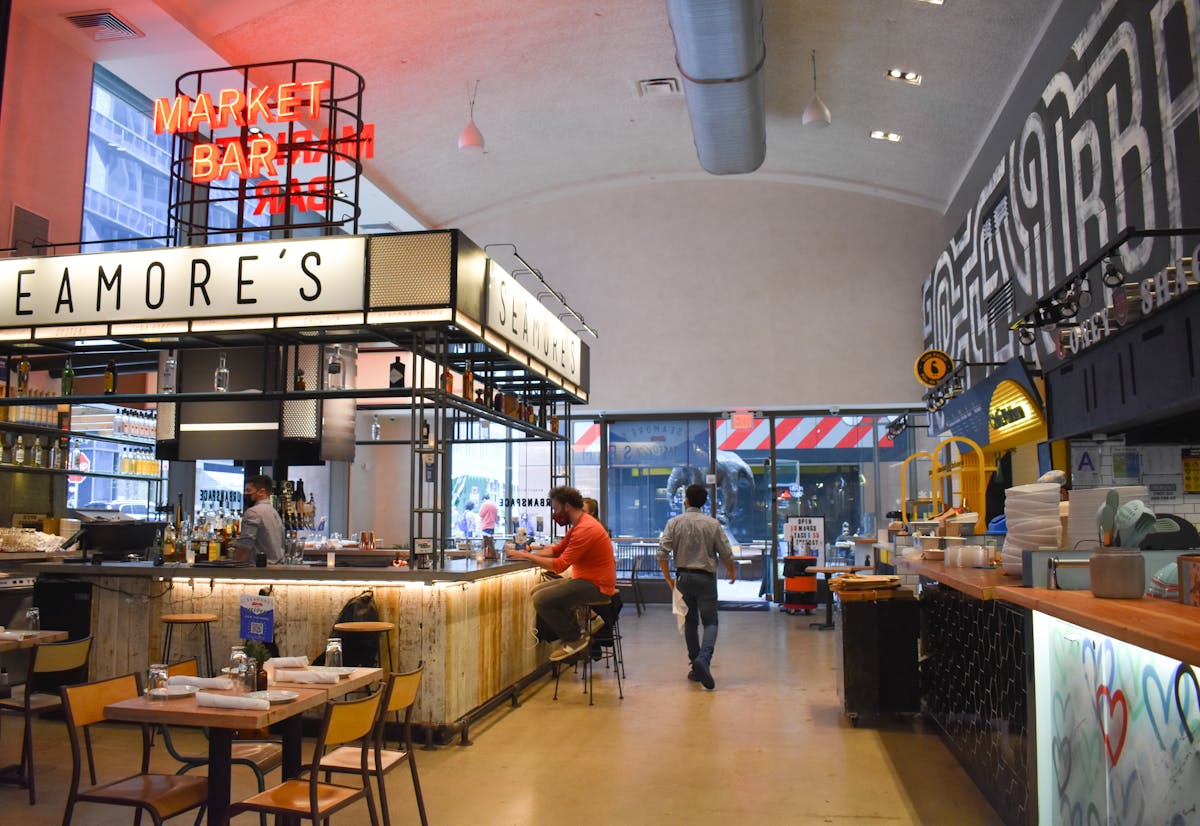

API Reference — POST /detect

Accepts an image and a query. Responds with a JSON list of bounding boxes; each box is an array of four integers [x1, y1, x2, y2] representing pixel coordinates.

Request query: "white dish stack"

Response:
[[1001, 482, 1063, 575]]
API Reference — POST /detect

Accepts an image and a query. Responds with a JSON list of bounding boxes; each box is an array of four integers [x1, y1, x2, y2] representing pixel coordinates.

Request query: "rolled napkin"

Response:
[[273, 669, 340, 684], [264, 656, 309, 681], [194, 691, 269, 710], [168, 675, 234, 690]]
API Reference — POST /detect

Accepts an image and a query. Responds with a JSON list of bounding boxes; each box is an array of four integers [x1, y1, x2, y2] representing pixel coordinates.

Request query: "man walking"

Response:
[[478, 493, 499, 536], [658, 484, 736, 690], [509, 486, 616, 662]]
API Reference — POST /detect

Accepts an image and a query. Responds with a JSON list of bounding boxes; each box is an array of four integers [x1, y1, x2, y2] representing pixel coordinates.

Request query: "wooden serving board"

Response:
[[838, 588, 915, 602]]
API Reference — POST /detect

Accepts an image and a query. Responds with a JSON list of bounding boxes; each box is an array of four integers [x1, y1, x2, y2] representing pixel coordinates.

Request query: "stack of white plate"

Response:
[[1064, 486, 1148, 551], [1002, 482, 1063, 569]]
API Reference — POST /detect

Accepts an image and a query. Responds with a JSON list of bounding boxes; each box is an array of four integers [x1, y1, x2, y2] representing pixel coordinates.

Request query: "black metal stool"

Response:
[[160, 613, 217, 677], [552, 594, 624, 705]]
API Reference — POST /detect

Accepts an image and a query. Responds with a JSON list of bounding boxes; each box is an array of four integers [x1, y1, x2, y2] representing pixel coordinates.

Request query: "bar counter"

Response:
[[22, 558, 545, 739]]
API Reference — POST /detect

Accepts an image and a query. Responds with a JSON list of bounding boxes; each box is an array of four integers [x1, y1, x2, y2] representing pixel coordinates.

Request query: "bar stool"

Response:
[[160, 613, 218, 677], [553, 595, 623, 705], [332, 621, 395, 672]]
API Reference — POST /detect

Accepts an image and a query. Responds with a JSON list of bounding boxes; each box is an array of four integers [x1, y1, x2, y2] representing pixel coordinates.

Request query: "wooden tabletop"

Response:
[[896, 557, 1011, 600], [0, 629, 68, 653], [808, 566, 872, 576], [997, 586, 1200, 667]]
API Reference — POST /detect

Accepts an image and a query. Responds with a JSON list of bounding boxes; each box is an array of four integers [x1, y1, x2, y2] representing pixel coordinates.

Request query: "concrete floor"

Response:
[[2, 604, 1003, 825]]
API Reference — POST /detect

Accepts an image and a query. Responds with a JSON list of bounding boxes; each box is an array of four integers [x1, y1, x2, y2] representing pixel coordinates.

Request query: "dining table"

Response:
[[0, 629, 68, 653], [104, 666, 383, 826], [807, 566, 873, 631]]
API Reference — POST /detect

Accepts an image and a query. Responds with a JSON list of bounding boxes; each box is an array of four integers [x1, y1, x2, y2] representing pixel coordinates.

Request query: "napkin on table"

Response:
[[272, 669, 339, 684], [194, 691, 269, 710], [168, 675, 233, 689], [264, 656, 309, 681]]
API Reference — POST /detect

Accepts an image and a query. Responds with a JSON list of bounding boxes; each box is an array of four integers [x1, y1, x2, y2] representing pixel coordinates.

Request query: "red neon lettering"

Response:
[[153, 95, 192, 134], [275, 82, 301, 120], [216, 89, 246, 128], [215, 141, 248, 180], [245, 85, 274, 125], [246, 137, 278, 177], [186, 92, 218, 132], [299, 80, 328, 117], [253, 182, 282, 215], [306, 177, 330, 211], [192, 144, 219, 183], [337, 124, 375, 160]]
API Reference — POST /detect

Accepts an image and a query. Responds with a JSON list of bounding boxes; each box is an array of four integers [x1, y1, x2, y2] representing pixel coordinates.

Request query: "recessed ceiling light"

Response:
[[914, 0, 944, 5], [870, 130, 903, 142], [886, 69, 922, 85]]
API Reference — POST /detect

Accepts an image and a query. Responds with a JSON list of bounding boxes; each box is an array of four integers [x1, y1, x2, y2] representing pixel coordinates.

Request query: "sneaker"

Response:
[[549, 635, 590, 662], [687, 668, 702, 682], [589, 615, 606, 636], [691, 654, 715, 690]]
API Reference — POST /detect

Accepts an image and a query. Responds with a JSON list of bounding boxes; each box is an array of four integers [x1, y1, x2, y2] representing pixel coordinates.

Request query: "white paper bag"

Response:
[[671, 586, 688, 635]]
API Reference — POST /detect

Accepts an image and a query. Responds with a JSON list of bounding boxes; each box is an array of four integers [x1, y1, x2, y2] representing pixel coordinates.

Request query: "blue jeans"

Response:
[[677, 570, 719, 662]]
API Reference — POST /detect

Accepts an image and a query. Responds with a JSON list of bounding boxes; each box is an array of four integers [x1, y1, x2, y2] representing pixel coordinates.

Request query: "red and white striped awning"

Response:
[[573, 418, 893, 453]]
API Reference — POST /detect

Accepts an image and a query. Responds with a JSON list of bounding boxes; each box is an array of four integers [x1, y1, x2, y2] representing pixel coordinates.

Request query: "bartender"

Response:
[[229, 474, 285, 564]]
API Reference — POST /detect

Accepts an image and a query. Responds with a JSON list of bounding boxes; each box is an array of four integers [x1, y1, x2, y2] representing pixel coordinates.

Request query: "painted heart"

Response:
[[1174, 662, 1200, 744], [1142, 664, 1176, 755], [1053, 734, 1073, 793], [1109, 767, 1144, 826], [1096, 685, 1128, 767], [1082, 636, 1116, 700]]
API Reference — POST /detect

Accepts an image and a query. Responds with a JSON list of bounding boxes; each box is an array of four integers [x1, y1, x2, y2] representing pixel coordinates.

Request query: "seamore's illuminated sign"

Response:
[[0, 236, 366, 328], [153, 81, 374, 215], [485, 264, 582, 386]]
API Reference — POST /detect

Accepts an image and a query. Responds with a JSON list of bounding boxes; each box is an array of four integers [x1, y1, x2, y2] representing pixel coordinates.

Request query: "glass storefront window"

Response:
[[449, 427, 552, 540], [605, 419, 711, 539]]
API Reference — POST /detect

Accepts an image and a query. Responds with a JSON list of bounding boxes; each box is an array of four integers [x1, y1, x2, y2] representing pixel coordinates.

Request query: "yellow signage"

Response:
[[915, 349, 953, 387]]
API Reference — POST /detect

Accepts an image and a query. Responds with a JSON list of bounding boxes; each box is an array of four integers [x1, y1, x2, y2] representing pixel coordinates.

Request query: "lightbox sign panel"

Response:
[[0, 236, 366, 330], [485, 263, 582, 386]]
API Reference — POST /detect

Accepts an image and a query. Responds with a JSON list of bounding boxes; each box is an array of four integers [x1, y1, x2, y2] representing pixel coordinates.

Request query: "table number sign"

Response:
[[239, 593, 275, 642]]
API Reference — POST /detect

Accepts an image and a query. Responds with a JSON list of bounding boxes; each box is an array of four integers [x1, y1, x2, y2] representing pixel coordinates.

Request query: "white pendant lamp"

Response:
[[802, 49, 831, 127], [458, 80, 484, 153]]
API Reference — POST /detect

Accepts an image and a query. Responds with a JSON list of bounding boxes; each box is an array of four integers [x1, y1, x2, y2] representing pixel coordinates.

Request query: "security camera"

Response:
[[829, 406, 840, 415]]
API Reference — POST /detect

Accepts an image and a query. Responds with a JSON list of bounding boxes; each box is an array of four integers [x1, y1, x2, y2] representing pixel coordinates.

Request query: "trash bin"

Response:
[[781, 555, 817, 615]]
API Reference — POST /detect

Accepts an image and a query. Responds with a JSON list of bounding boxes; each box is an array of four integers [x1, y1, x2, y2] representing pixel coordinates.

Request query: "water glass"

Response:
[[324, 637, 343, 669], [24, 607, 40, 632], [228, 645, 248, 692], [147, 663, 169, 697]]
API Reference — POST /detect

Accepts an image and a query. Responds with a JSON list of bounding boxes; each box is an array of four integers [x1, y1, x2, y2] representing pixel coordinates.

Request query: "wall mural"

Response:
[[1035, 613, 1200, 823], [922, 0, 1200, 369]]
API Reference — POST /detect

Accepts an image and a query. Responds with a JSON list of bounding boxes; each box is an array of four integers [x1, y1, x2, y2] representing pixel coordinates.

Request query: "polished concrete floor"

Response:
[[3, 604, 1003, 825]]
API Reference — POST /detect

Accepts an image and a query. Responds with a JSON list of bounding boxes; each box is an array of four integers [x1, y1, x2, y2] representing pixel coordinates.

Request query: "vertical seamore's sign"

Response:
[[154, 80, 374, 215], [0, 237, 366, 329], [485, 264, 582, 386]]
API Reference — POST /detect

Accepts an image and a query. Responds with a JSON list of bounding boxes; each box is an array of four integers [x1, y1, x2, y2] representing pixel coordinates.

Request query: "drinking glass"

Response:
[[324, 637, 344, 669], [147, 663, 169, 697], [228, 645, 248, 693], [24, 607, 40, 632]]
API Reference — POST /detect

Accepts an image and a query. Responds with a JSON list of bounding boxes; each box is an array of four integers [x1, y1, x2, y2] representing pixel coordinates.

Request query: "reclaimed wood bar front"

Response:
[[28, 561, 543, 738]]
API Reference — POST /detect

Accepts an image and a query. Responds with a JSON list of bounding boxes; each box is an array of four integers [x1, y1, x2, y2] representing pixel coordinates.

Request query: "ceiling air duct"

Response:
[[666, 0, 766, 175]]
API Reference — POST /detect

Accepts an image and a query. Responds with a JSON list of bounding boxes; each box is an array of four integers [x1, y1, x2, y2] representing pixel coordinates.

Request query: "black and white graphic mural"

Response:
[[922, 0, 1200, 367]]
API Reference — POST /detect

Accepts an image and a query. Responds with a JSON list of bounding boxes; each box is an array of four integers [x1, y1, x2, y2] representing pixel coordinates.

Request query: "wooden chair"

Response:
[[0, 636, 93, 804], [319, 664, 428, 826], [228, 688, 384, 825], [157, 658, 282, 826], [59, 672, 208, 826]]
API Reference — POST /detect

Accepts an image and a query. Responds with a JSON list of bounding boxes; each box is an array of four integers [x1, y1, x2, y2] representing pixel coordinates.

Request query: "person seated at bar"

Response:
[[228, 474, 285, 564], [508, 486, 616, 661]]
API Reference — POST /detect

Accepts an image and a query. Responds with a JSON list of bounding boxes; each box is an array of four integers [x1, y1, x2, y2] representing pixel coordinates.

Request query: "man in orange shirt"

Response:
[[509, 486, 616, 661]]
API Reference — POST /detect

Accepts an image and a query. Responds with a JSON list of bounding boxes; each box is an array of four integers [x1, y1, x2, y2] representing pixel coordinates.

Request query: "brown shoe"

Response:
[[549, 636, 590, 662]]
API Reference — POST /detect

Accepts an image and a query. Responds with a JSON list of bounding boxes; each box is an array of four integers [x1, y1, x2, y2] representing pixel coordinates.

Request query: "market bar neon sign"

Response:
[[153, 81, 375, 213]]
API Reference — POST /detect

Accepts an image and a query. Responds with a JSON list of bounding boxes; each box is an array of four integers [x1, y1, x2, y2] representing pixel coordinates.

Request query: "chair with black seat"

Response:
[[227, 688, 383, 826], [0, 636, 93, 804], [553, 593, 624, 705], [60, 671, 208, 826], [320, 663, 428, 826], [157, 658, 281, 826]]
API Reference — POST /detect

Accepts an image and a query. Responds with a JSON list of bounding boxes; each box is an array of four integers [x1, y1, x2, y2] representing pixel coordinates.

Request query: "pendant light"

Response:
[[458, 80, 484, 153], [802, 49, 831, 127]]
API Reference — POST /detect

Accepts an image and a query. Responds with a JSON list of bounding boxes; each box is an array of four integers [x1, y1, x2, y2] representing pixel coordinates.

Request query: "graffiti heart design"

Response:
[[1174, 662, 1200, 744], [1142, 665, 1176, 755], [1053, 734, 1073, 793], [1096, 685, 1128, 767], [1109, 767, 1144, 826], [1082, 637, 1116, 700]]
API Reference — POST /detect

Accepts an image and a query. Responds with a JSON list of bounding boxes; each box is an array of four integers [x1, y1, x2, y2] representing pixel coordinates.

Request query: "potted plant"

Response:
[[243, 640, 272, 690]]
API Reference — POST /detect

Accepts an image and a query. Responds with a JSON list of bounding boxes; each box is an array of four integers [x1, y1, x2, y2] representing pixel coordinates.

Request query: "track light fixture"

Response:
[[1017, 325, 1037, 346], [1102, 253, 1126, 287]]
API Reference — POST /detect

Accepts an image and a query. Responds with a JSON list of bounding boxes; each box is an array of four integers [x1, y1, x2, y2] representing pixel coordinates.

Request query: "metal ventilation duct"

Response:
[[666, 0, 766, 175]]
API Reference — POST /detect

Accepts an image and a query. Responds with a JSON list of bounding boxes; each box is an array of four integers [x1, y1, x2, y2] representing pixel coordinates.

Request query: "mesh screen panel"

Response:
[[156, 402, 176, 440], [283, 345, 320, 439], [368, 233, 452, 307]]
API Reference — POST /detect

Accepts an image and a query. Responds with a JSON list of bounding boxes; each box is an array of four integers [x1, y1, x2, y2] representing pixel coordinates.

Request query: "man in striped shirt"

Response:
[[658, 484, 736, 690]]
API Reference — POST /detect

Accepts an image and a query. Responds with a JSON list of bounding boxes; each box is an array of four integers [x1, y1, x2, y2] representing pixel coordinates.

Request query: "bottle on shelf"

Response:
[[420, 418, 431, 444], [14, 435, 25, 466], [474, 388, 485, 406], [103, 359, 118, 395], [49, 438, 60, 470], [295, 367, 307, 391], [15, 355, 30, 397], [32, 437, 43, 468], [462, 361, 474, 398], [213, 352, 230, 392], [326, 346, 344, 390], [389, 356, 406, 389], [370, 414, 382, 441], [61, 357, 75, 396], [441, 367, 453, 394], [163, 520, 177, 562], [161, 350, 177, 394]]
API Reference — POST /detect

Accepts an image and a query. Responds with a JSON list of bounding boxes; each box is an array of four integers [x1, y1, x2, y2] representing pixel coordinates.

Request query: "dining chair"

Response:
[[158, 658, 282, 826], [319, 663, 428, 826], [227, 688, 384, 825], [0, 635, 92, 804], [59, 671, 208, 826]]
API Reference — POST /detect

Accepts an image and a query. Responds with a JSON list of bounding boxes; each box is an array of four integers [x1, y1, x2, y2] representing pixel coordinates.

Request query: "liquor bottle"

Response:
[[474, 388, 485, 406], [462, 362, 474, 398], [49, 438, 60, 470], [15, 355, 30, 397], [103, 359, 118, 394], [213, 352, 230, 392], [160, 351, 177, 394], [163, 521, 177, 562], [550, 413, 560, 434], [420, 419, 431, 444], [371, 414, 382, 441], [441, 368, 453, 394], [61, 357, 75, 396], [295, 367, 307, 391], [492, 390, 503, 411], [388, 356, 405, 389], [14, 435, 25, 465], [295, 478, 306, 504], [326, 347, 344, 390], [31, 437, 43, 468]]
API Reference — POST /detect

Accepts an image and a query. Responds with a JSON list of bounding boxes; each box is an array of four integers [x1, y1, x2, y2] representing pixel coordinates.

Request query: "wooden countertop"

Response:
[[996, 585, 1200, 667], [896, 557, 1013, 600]]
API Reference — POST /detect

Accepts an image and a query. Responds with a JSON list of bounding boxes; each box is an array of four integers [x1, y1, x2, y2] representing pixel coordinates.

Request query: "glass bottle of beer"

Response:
[[61, 357, 75, 396]]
